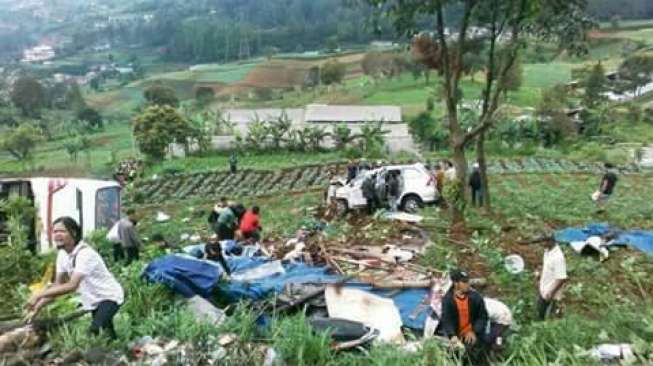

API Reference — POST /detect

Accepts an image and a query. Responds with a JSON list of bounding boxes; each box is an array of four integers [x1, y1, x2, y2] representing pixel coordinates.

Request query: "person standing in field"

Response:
[[116, 208, 142, 265], [592, 162, 618, 213], [538, 238, 568, 320], [229, 152, 238, 174], [469, 163, 483, 207]]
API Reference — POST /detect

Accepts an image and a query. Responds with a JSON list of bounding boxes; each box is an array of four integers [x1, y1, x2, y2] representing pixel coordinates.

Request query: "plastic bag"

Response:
[[106, 222, 121, 243]]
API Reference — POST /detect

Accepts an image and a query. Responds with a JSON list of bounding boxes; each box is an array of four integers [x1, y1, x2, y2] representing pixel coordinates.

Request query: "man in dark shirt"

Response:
[[441, 269, 489, 364], [469, 163, 482, 207], [594, 163, 618, 212]]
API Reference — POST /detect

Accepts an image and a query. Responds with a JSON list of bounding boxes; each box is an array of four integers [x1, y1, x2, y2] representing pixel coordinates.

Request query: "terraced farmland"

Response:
[[128, 158, 643, 205]]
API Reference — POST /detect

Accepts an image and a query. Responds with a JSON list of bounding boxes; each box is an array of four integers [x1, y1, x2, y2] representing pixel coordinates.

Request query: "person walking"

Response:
[[469, 163, 483, 207], [592, 162, 618, 213], [116, 209, 142, 265], [26, 217, 124, 339], [229, 152, 238, 174]]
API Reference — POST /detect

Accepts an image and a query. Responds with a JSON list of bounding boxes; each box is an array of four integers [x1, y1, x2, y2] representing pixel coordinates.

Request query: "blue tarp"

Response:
[[143, 251, 432, 330], [142, 255, 223, 298], [554, 223, 653, 255], [218, 260, 342, 302]]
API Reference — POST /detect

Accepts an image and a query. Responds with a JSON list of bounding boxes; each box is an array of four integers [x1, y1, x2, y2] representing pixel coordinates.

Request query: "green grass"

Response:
[[144, 150, 347, 176], [0, 122, 136, 176], [153, 60, 260, 84], [610, 28, 653, 44]]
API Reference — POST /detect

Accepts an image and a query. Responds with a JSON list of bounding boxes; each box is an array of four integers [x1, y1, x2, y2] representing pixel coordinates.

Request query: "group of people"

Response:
[[113, 159, 143, 187], [361, 170, 403, 214], [206, 197, 262, 274], [441, 236, 567, 363]]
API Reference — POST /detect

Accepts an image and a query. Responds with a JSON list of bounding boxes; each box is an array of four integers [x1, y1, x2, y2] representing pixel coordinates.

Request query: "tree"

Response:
[[77, 107, 103, 129], [321, 59, 347, 85], [63, 133, 91, 162], [245, 118, 270, 151], [268, 113, 293, 150], [65, 82, 87, 112], [536, 85, 576, 145], [195, 86, 215, 106], [333, 123, 356, 149], [618, 54, 653, 96], [132, 105, 192, 161], [366, 0, 592, 223], [143, 84, 180, 107], [583, 62, 606, 107], [500, 54, 523, 98], [610, 14, 621, 30], [10, 77, 46, 117], [0, 124, 43, 161], [263, 46, 279, 60], [325, 36, 339, 53]]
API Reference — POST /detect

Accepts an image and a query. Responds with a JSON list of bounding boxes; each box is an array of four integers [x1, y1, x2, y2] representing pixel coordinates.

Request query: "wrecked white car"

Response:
[[328, 163, 439, 214]]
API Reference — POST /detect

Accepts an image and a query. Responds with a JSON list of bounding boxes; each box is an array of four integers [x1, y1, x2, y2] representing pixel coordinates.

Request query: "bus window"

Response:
[[95, 187, 120, 229]]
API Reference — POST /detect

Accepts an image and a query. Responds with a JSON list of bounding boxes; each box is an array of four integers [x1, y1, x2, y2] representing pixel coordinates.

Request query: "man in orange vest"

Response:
[[441, 269, 489, 364]]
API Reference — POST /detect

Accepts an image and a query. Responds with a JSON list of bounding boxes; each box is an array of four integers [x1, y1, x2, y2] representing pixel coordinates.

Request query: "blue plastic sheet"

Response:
[[555, 223, 653, 255], [142, 255, 223, 298], [143, 251, 432, 330]]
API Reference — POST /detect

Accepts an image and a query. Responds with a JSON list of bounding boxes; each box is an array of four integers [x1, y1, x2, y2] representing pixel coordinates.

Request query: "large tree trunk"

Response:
[[476, 131, 491, 211]]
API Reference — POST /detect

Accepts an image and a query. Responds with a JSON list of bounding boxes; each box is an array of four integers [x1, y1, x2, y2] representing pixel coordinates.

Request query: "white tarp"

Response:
[[325, 285, 404, 344]]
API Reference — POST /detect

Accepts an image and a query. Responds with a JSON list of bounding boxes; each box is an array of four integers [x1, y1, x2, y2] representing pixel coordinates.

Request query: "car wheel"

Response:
[[335, 199, 348, 216], [401, 195, 422, 213]]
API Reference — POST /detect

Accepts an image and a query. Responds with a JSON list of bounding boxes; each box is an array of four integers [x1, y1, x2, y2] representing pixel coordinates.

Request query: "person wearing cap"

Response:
[[538, 238, 567, 320], [441, 269, 489, 362], [469, 162, 483, 207]]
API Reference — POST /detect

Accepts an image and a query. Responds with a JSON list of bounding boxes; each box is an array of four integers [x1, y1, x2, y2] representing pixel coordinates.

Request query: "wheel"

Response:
[[335, 199, 349, 216], [401, 195, 423, 213]]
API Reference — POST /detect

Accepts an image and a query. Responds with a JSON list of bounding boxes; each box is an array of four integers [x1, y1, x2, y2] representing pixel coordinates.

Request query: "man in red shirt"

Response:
[[239, 206, 261, 242]]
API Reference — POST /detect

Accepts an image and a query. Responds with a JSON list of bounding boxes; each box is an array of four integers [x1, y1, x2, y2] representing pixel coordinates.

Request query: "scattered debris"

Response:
[[185, 296, 226, 325], [504, 254, 525, 274], [156, 211, 171, 222], [325, 285, 404, 344]]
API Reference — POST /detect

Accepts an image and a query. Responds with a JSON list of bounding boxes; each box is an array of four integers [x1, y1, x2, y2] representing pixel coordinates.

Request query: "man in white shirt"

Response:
[[27, 217, 124, 339], [538, 238, 568, 320]]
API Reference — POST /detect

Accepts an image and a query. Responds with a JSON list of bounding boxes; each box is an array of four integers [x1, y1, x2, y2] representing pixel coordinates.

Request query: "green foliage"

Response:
[[320, 59, 346, 85], [536, 85, 576, 146], [271, 313, 333, 366], [76, 107, 103, 129], [618, 54, 653, 95], [582, 62, 606, 108], [244, 117, 270, 151], [499, 55, 524, 96], [409, 112, 448, 151], [332, 123, 354, 149], [0, 124, 44, 161], [132, 105, 192, 161], [10, 77, 46, 117], [65, 82, 87, 112], [62, 133, 92, 162], [143, 84, 180, 107], [194, 86, 215, 106]]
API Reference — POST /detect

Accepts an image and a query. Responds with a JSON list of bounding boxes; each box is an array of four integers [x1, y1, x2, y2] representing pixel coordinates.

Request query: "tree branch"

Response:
[[461, 0, 528, 146]]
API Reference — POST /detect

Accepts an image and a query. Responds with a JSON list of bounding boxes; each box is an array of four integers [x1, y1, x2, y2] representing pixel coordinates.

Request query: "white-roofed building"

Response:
[[171, 105, 417, 156]]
